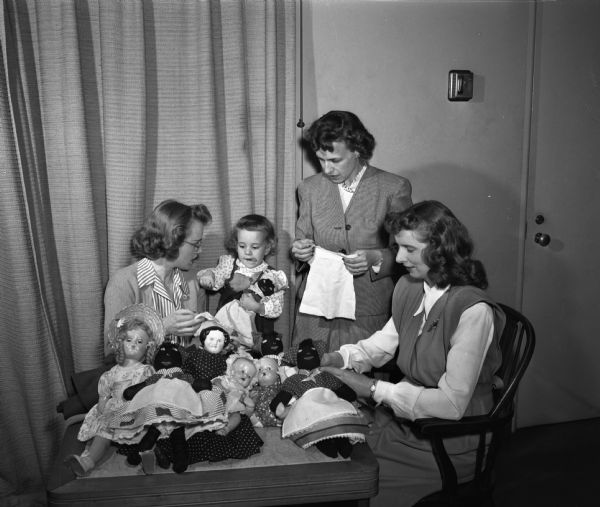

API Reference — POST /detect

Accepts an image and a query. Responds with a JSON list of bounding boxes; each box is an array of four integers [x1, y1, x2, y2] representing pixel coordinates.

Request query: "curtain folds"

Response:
[[0, 0, 296, 501]]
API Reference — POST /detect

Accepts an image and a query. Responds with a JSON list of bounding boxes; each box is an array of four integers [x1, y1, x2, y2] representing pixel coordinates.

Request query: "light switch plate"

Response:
[[448, 70, 473, 101]]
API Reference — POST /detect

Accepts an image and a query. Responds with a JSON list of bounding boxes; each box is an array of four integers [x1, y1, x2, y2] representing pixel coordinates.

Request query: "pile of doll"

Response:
[[116, 325, 264, 473]]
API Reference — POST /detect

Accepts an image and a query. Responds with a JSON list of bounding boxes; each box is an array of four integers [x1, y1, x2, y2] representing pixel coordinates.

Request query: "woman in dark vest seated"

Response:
[[321, 200, 505, 507]]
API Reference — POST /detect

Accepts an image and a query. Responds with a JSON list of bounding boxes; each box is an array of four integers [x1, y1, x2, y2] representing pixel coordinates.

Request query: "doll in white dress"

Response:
[[64, 304, 163, 476]]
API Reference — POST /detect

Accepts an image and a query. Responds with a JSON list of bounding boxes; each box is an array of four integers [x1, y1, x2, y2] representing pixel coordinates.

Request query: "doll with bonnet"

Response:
[[64, 304, 162, 477], [270, 339, 368, 458]]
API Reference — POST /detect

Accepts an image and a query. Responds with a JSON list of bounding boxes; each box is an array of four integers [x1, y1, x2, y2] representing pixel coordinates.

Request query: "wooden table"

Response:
[[47, 422, 379, 507]]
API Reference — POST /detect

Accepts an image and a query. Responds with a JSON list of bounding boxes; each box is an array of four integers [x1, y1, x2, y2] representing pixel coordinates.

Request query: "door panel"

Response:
[[519, 0, 600, 427]]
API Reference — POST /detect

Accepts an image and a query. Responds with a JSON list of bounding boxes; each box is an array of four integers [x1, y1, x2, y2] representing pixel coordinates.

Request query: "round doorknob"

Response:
[[534, 232, 551, 247]]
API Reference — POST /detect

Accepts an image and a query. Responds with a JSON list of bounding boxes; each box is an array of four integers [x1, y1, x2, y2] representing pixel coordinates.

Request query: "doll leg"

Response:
[[64, 436, 111, 477], [315, 437, 353, 459], [170, 426, 189, 474]]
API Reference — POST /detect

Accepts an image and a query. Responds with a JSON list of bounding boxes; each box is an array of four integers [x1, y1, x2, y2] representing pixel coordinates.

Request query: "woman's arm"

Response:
[[325, 317, 399, 372], [374, 303, 494, 421]]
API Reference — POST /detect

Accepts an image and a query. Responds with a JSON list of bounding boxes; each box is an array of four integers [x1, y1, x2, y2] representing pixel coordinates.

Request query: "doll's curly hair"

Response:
[[305, 110, 376, 161], [113, 317, 158, 365], [385, 200, 488, 290], [130, 199, 212, 261], [224, 214, 278, 258]]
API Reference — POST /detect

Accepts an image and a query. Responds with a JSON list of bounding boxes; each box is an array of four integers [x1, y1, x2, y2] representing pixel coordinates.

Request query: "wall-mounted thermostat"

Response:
[[448, 70, 473, 101]]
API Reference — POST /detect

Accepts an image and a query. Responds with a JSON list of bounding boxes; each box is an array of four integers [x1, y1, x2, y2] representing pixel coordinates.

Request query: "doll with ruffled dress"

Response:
[[197, 214, 288, 350], [152, 326, 264, 466], [64, 304, 162, 477]]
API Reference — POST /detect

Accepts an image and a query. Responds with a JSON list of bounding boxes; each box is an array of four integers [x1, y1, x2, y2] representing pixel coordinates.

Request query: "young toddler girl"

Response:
[[64, 304, 162, 476], [197, 214, 288, 349]]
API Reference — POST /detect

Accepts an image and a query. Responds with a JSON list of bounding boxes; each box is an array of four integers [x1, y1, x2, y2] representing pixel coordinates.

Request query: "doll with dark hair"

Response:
[[152, 326, 264, 467], [270, 339, 365, 458], [184, 325, 232, 381], [197, 214, 288, 349], [115, 342, 226, 474]]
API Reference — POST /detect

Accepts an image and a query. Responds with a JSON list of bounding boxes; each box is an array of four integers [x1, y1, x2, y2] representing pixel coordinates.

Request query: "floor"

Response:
[[493, 417, 600, 507]]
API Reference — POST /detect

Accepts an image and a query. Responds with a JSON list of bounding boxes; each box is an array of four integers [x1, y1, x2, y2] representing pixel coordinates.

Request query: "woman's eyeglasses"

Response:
[[183, 240, 203, 251]]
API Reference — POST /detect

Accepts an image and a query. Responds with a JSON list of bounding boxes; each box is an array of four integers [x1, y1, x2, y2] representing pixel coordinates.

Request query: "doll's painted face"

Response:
[[257, 357, 279, 387], [204, 329, 226, 354], [123, 328, 151, 362], [231, 357, 257, 388]]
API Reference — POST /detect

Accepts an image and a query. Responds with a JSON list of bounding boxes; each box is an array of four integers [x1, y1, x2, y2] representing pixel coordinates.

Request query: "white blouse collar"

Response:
[[413, 282, 450, 318]]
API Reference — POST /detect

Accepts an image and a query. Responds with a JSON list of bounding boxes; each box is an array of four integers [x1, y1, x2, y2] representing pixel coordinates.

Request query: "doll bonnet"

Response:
[[107, 303, 165, 350], [281, 387, 368, 450]]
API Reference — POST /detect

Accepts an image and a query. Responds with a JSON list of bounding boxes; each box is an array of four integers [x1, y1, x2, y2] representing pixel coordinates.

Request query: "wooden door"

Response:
[[518, 0, 600, 428]]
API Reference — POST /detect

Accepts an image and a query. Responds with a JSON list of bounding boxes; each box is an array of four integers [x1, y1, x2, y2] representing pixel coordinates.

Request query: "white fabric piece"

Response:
[[299, 246, 356, 320], [214, 300, 255, 348]]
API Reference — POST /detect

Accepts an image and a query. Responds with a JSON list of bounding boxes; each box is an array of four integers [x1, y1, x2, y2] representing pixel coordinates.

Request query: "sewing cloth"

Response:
[[299, 246, 356, 320]]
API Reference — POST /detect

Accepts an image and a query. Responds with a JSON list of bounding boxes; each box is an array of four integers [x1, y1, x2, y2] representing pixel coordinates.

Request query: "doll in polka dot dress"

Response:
[[154, 327, 264, 465]]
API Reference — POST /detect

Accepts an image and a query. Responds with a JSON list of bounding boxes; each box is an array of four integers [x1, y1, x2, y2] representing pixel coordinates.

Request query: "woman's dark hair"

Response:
[[305, 110, 376, 161], [224, 214, 278, 257], [385, 200, 488, 289], [131, 199, 212, 261]]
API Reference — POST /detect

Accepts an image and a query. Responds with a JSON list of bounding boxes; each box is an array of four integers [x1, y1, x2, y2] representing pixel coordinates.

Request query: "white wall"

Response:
[[300, 0, 533, 305]]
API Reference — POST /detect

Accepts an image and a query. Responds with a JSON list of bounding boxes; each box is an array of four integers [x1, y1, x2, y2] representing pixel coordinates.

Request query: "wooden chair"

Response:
[[411, 303, 536, 507]]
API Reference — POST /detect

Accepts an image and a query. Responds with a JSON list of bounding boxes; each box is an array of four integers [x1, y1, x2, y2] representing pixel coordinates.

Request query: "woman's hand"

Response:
[[343, 249, 382, 276], [163, 309, 203, 336], [320, 366, 373, 399], [291, 238, 315, 262], [320, 352, 344, 368]]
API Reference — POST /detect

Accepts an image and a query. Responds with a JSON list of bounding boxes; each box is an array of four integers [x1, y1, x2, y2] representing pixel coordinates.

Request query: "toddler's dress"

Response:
[[198, 255, 288, 347]]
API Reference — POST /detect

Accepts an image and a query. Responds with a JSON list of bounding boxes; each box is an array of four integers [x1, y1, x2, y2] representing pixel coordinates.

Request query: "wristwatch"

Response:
[[369, 379, 379, 400]]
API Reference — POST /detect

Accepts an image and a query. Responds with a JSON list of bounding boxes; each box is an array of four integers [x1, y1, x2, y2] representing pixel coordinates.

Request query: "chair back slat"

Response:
[[490, 304, 536, 419]]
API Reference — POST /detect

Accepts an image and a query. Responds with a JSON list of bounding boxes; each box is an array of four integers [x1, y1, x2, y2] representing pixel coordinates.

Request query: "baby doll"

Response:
[[197, 214, 288, 349], [213, 354, 258, 435], [64, 304, 162, 477], [115, 342, 227, 474], [249, 355, 282, 427], [270, 338, 363, 458]]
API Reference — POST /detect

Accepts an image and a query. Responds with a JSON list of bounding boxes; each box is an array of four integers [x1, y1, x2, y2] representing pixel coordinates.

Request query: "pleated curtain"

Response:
[[0, 0, 296, 501]]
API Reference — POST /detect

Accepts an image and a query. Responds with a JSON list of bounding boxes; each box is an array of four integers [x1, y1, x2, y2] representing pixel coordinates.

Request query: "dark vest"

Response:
[[392, 276, 504, 417]]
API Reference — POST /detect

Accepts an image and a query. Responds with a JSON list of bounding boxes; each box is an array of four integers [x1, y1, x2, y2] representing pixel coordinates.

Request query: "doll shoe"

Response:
[[140, 450, 156, 475], [64, 454, 93, 477]]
